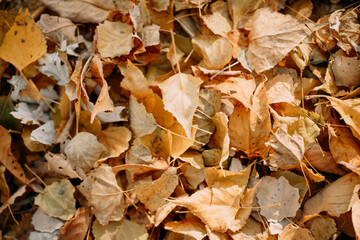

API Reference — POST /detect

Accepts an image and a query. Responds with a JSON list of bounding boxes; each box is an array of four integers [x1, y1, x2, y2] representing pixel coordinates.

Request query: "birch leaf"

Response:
[[98, 126, 132, 160], [36, 52, 69, 86], [34, 179, 76, 220], [158, 73, 202, 138]]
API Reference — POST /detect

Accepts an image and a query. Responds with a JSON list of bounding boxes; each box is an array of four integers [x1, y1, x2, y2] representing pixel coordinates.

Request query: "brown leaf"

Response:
[[332, 54, 360, 88], [0, 125, 29, 184], [98, 126, 132, 160], [58, 207, 92, 240], [278, 224, 314, 240]]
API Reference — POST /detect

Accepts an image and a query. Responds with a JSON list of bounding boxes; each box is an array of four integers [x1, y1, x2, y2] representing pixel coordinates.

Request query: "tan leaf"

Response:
[[158, 73, 202, 138], [172, 185, 242, 233], [178, 151, 205, 169], [78, 164, 123, 225], [97, 20, 134, 58], [119, 60, 153, 98], [304, 215, 337, 240], [192, 34, 233, 70], [0, 125, 29, 184], [125, 144, 152, 165], [37, 14, 76, 45], [134, 128, 171, 160], [352, 186, 360, 239], [332, 54, 360, 88], [284, 0, 313, 19], [135, 167, 178, 212], [202, 1, 232, 37], [90, 55, 115, 123], [302, 173, 360, 218], [246, 7, 318, 73], [34, 179, 76, 221], [273, 171, 309, 204], [58, 206, 92, 240], [265, 74, 295, 104], [256, 176, 300, 222], [64, 132, 106, 173], [180, 164, 205, 189], [278, 224, 314, 240], [265, 125, 304, 170], [170, 122, 196, 158], [21, 126, 46, 152], [165, 218, 207, 240], [208, 112, 229, 167], [40, 0, 109, 23], [138, 24, 160, 47], [167, 41, 184, 68], [227, 0, 263, 29], [129, 95, 157, 138], [44, 152, 80, 179], [329, 124, 360, 174], [313, 60, 338, 94], [92, 219, 148, 240], [0, 9, 47, 71], [98, 126, 132, 160], [229, 83, 272, 157]]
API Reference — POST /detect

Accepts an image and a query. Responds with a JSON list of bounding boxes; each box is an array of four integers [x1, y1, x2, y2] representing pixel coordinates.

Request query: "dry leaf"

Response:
[[256, 176, 300, 222], [34, 179, 76, 220], [332, 54, 360, 88], [36, 52, 70, 86], [97, 20, 134, 58], [178, 151, 205, 169], [40, 0, 109, 23], [0, 9, 47, 71], [98, 126, 131, 160], [37, 14, 76, 44], [303, 173, 360, 218], [135, 167, 178, 212], [165, 218, 207, 240], [0, 125, 29, 184], [0, 184, 27, 214], [0, 166, 10, 204], [265, 125, 304, 170], [78, 164, 123, 225], [208, 112, 229, 168], [92, 219, 148, 240], [119, 60, 153, 98], [229, 83, 272, 157], [31, 208, 63, 233], [30, 120, 56, 145], [138, 24, 160, 47], [181, 164, 205, 189], [246, 7, 317, 73], [158, 73, 203, 138], [58, 206, 92, 240], [65, 132, 106, 173], [169, 122, 196, 158], [278, 224, 314, 240], [304, 215, 337, 240], [352, 186, 360, 239], [227, 0, 263, 29], [129, 95, 157, 138], [284, 0, 313, 19], [265, 74, 295, 104], [202, 1, 232, 37], [45, 152, 80, 179], [135, 128, 171, 160], [192, 34, 233, 70]]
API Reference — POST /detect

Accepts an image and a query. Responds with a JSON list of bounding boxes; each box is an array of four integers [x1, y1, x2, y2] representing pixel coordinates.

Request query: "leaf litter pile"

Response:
[[1, 0, 360, 239]]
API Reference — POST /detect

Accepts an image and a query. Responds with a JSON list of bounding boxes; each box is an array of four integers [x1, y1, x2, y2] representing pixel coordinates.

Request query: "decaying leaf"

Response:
[[78, 164, 123, 225], [34, 179, 76, 220], [0, 9, 47, 70], [135, 167, 178, 212]]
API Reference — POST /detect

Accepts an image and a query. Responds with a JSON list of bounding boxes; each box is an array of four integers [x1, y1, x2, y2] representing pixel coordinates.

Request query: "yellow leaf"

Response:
[[158, 73, 202, 138], [0, 9, 47, 71], [93, 219, 148, 240], [170, 122, 196, 158]]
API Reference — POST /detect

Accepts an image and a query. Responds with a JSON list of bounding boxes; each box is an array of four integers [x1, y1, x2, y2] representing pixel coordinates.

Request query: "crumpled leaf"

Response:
[[58, 206, 92, 240], [246, 7, 319, 73], [265, 74, 295, 104], [44, 152, 80, 179], [0, 9, 47, 70], [98, 126, 131, 160], [36, 52, 70, 86], [31, 208, 63, 233], [65, 132, 106, 173], [40, 0, 110, 23], [129, 95, 157, 138], [92, 219, 148, 240], [97, 20, 134, 58], [34, 179, 76, 221], [30, 120, 56, 145], [37, 14, 76, 45], [265, 125, 305, 170], [0, 125, 29, 184], [192, 34, 233, 70], [332, 54, 360, 88], [256, 176, 300, 222], [78, 164, 123, 225], [135, 167, 178, 212], [229, 83, 272, 157], [202, 1, 232, 37], [158, 73, 202, 138], [164, 217, 207, 240], [303, 173, 360, 218]]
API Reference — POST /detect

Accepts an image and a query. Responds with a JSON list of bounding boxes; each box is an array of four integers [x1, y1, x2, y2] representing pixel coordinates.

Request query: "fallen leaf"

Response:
[[58, 206, 92, 240], [92, 219, 148, 240], [0, 184, 27, 214], [278, 224, 314, 240], [126, 144, 152, 165], [246, 7, 318, 73], [21, 126, 46, 152], [0, 166, 10, 204], [202, 1, 232, 37], [40, 0, 109, 23], [158, 73, 202, 138], [351, 186, 360, 239], [192, 34, 233, 70], [135, 167, 178, 212], [303, 173, 360, 218], [256, 176, 300, 222], [0, 9, 47, 71], [284, 0, 313, 20], [265, 125, 304, 170], [64, 132, 106, 173], [332, 54, 360, 88], [0, 125, 29, 184], [229, 83, 272, 157], [34, 179, 76, 220], [36, 52, 70, 86], [129, 95, 157, 138], [169, 122, 196, 158], [97, 20, 134, 58], [98, 126, 131, 160], [304, 215, 337, 240], [138, 24, 160, 47], [31, 207, 63, 233], [165, 218, 207, 240], [37, 14, 76, 44], [135, 128, 171, 160], [265, 74, 295, 104], [273, 171, 309, 204], [227, 0, 263, 29], [178, 151, 205, 169], [180, 164, 205, 189], [78, 164, 123, 225], [30, 120, 56, 145], [44, 152, 80, 179], [28, 231, 58, 240]]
